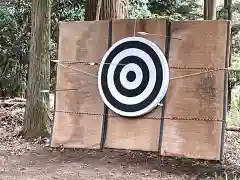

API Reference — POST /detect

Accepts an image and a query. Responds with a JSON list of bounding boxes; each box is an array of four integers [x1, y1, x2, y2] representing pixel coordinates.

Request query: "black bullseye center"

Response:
[[126, 71, 136, 82]]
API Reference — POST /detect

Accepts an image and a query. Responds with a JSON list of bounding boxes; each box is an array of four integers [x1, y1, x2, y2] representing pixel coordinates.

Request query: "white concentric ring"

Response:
[[107, 48, 156, 105], [119, 63, 143, 90], [98, 36, 169, 117]]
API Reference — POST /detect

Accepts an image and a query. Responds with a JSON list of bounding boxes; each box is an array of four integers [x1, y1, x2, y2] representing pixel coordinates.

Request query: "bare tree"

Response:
[[23, 0, 51, 138], [208, 0, 217, 20], [224, 0, 232, 21], [85, 0, 129, 21], [204, 0, 216, 20]]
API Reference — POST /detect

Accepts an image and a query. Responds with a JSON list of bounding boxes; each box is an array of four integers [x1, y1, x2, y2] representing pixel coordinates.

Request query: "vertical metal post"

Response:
[[100, 20, 112, 150], [158, 19, 171, 152]]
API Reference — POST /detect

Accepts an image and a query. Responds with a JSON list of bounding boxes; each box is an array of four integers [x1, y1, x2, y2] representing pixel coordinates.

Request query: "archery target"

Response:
[[98, 36, 169, 117]]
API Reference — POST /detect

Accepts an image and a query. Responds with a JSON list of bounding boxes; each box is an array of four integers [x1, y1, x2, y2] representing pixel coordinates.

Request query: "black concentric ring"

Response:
[[101, 40, 163, 113], [113, 56, 149, 97]]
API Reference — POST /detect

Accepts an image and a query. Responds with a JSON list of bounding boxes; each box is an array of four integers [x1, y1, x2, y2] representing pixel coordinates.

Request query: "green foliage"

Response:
[[51, 0, 85, 43], [148, 0, 176, 16], [128, 0, 151, 19], [148, 0, 203, 20], [229, 56, 240, 89], [0, 8, 11, 26], [227, 86, 240, 127], [53, 0, 85, 21], [0, 0, 86, 95], [0, 3, 30, 97]]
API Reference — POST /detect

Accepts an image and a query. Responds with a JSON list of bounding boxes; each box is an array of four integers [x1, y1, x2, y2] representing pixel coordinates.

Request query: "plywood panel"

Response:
[[51, 21, 109, 148], [105, 19, 167, 151], [57, 21, 109, 63], [161, 20, 229, 160]]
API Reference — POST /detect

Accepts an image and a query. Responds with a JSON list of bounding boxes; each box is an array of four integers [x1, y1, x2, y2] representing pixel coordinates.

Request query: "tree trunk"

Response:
[[208, 0, 216, 20], [224, 0, 232, 20], [84, 0, 128, 21], [23, 0, 51, 138], [204, 0, 208, 20]]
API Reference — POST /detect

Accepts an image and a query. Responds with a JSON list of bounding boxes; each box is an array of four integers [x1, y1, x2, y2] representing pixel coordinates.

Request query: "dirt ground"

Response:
[[0, 99, 240, 180]]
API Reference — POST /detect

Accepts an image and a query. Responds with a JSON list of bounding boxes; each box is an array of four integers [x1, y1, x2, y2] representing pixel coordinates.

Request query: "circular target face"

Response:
[[98, 36, 169, 117]]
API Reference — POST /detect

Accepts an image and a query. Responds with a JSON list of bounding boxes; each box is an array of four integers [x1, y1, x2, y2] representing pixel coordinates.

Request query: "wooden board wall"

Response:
[[51, 19, 229, 160], [161, 20, 229, 160], [51, 21, 109, 148]]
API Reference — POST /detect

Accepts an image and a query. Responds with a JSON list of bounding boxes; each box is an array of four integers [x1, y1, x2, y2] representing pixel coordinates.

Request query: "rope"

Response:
[[54, 61, 226, 81], [53, 110, 224, 122], [52, 60, 240, 72], [57, 63, 97, 78], [43, 60, 238, 94], [170, 69, 219, 80]]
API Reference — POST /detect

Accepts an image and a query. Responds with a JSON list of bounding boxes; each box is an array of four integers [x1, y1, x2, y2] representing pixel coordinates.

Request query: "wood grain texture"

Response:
[[161, 20, 229, 160], [51, 21, 109, 148], [105, 19, 167, 151]]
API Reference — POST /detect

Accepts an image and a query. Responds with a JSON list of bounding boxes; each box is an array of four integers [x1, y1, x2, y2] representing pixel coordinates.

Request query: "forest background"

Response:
[[0, 0, 240, 127]]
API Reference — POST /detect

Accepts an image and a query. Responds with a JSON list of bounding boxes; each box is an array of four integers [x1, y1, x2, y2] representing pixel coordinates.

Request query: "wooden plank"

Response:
[[51, 21, 109, 148], [105, 19, 167, 151], [161, 20, 229, 160], [57, 21, 109, 63]]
